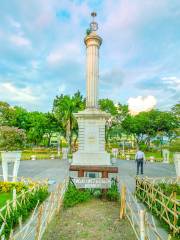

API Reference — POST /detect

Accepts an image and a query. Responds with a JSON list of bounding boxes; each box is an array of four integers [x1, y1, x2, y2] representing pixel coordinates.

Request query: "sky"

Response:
[[0, 0, 180, 112]]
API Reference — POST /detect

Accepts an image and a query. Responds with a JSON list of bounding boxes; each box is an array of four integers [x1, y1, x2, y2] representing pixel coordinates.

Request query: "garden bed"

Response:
[[0, 180, 49, 239], [0, 192, 12, 209]]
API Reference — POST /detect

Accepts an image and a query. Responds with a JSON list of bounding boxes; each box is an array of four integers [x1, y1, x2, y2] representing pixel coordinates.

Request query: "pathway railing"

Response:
[[9, 178, 69, 240], [120, 184, 173, 240], [135, 177, 180, 236], [143, 176, 180, 185], [0, 179, 48, 240]]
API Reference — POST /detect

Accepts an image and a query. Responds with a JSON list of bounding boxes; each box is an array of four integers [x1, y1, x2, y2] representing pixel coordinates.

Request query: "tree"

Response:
[[0, 101, 16, 126], [53, 91, 85, 152], [99, 99, 118, 116], [0, 126, 26, 151], [11, 106, 30, 130], [171, 102, 180, 119], [121, 109, 179, 150], [43, 113, 60, 147], [27, 112, 47, 146]]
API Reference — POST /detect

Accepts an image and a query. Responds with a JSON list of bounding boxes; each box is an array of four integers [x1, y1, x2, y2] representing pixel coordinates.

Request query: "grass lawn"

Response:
[[0, 192, 13, 209], [42, 199, 136, 240], [117, 151, 174, 162], [145, 151, 173, 162]]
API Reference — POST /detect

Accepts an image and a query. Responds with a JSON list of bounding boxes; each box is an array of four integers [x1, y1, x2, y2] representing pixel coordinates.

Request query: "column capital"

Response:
[[84, 32, 102, 47]]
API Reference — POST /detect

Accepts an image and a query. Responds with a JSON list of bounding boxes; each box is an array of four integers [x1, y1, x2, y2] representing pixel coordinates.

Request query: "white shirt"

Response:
[[135, 151, 146, 160]]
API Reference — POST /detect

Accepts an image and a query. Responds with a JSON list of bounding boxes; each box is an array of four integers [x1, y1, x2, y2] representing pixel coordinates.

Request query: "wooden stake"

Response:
[[9, 229, 14, 240], [120, 185, 126, 219], [173, 191, 177, 236], [35, 204, 44, 240], [13, 188, 17, 209], [139, 210, 145, 240]]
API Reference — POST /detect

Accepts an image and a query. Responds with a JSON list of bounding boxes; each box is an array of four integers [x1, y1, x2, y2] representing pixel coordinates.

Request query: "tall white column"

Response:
[[84, 32, 102, 109]]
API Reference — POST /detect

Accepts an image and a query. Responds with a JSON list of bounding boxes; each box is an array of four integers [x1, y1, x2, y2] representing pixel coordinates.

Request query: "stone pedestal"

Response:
[[62, 147, 68, 160], [150, 156, 155, 163], [112, 148, 118, 159], [1, 151, 21, 182], [174, 153, 180, 178], [72, 108, 110, 165], [163, 149, 169, 163]]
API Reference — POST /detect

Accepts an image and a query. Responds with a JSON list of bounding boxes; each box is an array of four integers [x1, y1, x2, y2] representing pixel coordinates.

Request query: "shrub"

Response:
[[0, 126, 26, 151], [63, 183, 92, 208], [0, 184, 48, 239], [169, 138, 180, 153], [107, 178, 119, 201], [64, 179, 120, 209], [0, 182, 28, 193], [157, 183, 180, 197]]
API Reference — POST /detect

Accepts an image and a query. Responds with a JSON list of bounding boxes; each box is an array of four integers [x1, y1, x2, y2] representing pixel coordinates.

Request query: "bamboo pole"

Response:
[[173, 191, 177, 236], [57, 185, 63, 213], [47, 193, 54, 224], [120, 185, 126, 219], [35, 204, 44, 240], [139, 210, 145, 240], [13, 188, 17, 209], [9, 229, 14, 240]]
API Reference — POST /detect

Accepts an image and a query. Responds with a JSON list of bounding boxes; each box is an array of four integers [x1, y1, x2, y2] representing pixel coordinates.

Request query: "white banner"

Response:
[[71, 177, 111, 189]]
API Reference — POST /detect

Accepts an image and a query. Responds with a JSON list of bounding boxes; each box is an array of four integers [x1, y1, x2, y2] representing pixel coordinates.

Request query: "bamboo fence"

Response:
[[7, 178, 69, 240], [120, 184, 173, 240], [0, 179, 48, 239], [135, 177, 180, 236]]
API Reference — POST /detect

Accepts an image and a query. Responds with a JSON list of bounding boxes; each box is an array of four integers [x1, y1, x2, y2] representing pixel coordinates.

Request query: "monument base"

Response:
[[69, 165, 118, 177], [72, 152, 110, 165], [72, 108, 111, 166]]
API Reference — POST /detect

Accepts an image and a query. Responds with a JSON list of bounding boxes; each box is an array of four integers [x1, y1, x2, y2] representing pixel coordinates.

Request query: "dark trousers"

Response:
[[136, 159, 143, 175]]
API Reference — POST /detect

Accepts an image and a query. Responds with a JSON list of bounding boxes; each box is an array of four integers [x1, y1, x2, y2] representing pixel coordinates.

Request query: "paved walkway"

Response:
[[116, 160, 176, 191], [0, 158, 175, 188]]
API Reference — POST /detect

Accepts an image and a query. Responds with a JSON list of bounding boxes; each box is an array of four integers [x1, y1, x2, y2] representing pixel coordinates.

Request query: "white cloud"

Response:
[[47, 43, 81, 65], [10, 35, 31, 46], [47, 51, 63, 64], [161, 76, 180, 90], [0, 82, 39, 103], [128, 95, 157, 115]]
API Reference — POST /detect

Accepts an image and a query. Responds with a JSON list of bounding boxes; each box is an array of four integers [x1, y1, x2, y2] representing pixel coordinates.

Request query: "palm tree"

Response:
[[53, 91, 85, 153]]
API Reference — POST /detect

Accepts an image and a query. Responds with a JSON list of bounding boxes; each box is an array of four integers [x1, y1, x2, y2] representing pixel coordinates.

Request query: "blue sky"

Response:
[[0, 0, 179, 112]]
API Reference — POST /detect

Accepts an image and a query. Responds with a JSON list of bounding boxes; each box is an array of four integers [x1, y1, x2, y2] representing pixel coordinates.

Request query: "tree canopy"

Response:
[[0, 94, 179, 151]]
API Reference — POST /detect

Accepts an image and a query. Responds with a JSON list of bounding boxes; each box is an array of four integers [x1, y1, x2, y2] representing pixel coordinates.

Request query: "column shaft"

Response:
[[86, 44, 99, 108]]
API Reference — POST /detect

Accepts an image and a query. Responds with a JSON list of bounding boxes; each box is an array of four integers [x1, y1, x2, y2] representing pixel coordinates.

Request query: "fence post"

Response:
[[9, 229, 14, 240], [139, 210, 145, 240], [35, 204, 44, 240], [120, 184, 126, 219], [173, 191, 177, 236], [13, 188, 17, 209], [57, 184, 63, 213], [47, 193, 54, 224], [6, 200, 11, 217]]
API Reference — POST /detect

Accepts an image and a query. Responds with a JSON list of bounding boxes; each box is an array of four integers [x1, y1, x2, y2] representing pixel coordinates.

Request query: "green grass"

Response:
[[0, 150, 62, 161], [0, 192, 13, 209], [21, 152, 60, 160], [117, 151, 174, 162]]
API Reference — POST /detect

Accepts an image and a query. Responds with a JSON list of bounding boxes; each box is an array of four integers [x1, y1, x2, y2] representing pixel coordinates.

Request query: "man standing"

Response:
[[135, 148, 146, 175]]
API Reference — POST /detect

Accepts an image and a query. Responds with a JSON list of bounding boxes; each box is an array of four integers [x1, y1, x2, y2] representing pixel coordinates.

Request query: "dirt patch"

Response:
[[43, 199, 136, 240]]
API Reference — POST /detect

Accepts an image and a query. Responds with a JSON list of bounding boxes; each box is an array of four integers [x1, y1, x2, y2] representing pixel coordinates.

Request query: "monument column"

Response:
[[72, 12, 111, 166], [85, 33, 102, 108]]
